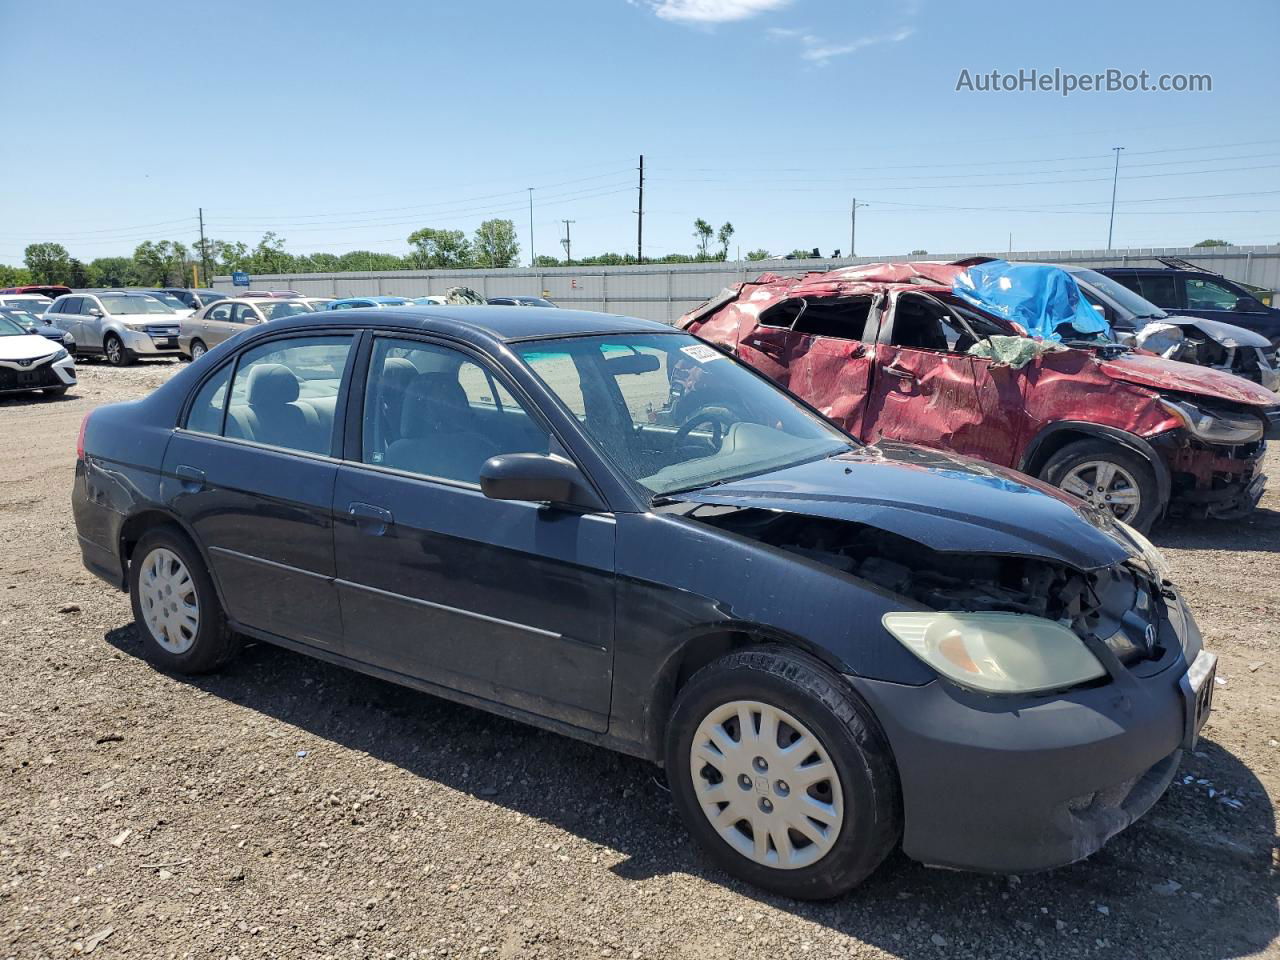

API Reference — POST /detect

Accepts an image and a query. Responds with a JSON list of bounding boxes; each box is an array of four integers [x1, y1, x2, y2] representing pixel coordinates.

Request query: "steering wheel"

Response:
[[673, 405, 736, 454]]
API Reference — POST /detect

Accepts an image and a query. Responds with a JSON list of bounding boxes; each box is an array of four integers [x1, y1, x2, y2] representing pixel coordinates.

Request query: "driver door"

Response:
[[865, 291, 1026, 467]]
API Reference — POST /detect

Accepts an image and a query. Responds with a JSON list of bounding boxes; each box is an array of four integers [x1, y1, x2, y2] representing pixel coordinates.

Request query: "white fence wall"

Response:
[[215, 244, 1280, 324]]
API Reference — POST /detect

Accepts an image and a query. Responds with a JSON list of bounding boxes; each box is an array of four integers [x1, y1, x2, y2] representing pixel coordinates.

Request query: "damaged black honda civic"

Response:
[[72, 307, 1216, 899]]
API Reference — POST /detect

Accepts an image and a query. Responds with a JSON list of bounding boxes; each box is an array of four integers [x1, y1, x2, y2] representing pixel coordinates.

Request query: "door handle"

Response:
[[175, 464, 205, 491], [348, 501, 394, 535], [883, 364, 916, 380]]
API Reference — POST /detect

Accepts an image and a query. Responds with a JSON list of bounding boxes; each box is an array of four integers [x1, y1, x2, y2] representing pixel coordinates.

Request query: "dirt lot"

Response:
[[1, 359, 1278, 960]]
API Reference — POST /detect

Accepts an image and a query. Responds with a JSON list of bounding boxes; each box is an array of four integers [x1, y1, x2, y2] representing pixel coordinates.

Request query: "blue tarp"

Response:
[[952, 260, 1112, 342]]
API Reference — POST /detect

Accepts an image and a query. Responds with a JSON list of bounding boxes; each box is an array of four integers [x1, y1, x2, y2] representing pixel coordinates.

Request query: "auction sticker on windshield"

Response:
[[680, 343, 723, 363]]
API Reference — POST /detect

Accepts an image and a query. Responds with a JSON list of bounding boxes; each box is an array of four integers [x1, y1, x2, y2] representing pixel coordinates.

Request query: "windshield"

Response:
[[3, 298, 50, 313], [150, 292, 189, 309], [100, 295, 177, 316], [0, 315, 29, 337], [515, 333, 854, 497], [1072, 269, 1167, 321], [262, 301, 315, 320], [518, 297, 556, 307], [0, 309, 40, 328]]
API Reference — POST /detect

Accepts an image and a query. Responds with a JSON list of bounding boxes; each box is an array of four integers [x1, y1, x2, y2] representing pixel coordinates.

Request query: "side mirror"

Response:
[[88, 308, 103, 317], [479, 453, 605, 511]]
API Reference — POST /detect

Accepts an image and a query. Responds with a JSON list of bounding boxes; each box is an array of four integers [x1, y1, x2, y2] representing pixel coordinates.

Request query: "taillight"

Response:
[[76, 411, 91, 461]]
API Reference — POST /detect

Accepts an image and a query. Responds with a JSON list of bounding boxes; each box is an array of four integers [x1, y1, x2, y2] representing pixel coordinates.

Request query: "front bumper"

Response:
[[848, 602, 1204, 874], [0, 353, 76, 393], [1162, 436, 1266, 520], [121, 326, 182, 356]]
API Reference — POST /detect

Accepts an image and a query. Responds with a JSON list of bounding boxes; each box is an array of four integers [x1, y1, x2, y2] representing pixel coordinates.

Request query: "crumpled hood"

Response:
[[1100, 352, 1277, 405], [1155, 314, 1271, 349], [669, 441, 1136, 571]]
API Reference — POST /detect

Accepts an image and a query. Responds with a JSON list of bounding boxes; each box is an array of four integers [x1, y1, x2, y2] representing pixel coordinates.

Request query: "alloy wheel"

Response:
[[1059, 459, 1142, 522], [137, 547, 200, 654], [105, 336, 123, 365], [191, 341, 206, 361], [689, 699, 844, 870]]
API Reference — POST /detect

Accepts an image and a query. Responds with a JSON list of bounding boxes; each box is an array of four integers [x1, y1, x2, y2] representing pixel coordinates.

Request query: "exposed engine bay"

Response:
[[683, 504, 1166, 662]]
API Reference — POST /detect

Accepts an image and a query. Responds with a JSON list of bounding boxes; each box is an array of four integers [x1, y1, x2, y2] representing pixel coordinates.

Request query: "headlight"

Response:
[[1115, 519, 1169, 581], [62, 332, 74, 345], [51, 348, 69, 362], [1160, 398, 1263, 444], [882, 612, 1106, 695]]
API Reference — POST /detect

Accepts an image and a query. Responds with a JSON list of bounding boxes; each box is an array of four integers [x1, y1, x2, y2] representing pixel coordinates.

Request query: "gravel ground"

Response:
[[1, 359, 1277, 960]]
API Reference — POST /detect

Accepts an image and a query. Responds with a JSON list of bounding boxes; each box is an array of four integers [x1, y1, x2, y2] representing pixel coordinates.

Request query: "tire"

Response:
[[1040, 438, 1161, 532], [42, 386, 69, 397], [189, 339, 208, 361], [104, 333, 133, 367], [128, 527, 239, 674], [665, 647, 901, 900]]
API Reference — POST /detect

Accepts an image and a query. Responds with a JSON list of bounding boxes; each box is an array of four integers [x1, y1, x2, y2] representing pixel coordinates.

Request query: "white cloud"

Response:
[[773, 24, 914, 65], [631, 0, 793, 24]]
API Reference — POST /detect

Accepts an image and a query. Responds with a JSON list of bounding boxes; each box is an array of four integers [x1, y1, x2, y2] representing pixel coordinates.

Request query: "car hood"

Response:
[[666, 441, 1136, 571], [1149, 314, 1271, 349], [116, 313, 182, 325], [0, 334, 59, 361], [1099, 351, 1277, 404]]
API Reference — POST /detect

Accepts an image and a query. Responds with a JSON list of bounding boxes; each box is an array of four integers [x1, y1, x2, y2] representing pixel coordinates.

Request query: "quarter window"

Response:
[[362, 339, 550, 484]]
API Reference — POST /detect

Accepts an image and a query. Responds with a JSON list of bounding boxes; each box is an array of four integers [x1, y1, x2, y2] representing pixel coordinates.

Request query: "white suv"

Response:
[[44, 292, 183, 366]]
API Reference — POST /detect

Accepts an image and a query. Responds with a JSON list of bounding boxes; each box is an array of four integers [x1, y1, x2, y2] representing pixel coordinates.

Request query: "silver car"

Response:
[[43, 292, 183, 366], [180, 298, 315, 360]]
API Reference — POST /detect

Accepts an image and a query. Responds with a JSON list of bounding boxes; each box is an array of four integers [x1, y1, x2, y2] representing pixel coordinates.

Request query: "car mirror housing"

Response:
[[479, 453, 605, 511]]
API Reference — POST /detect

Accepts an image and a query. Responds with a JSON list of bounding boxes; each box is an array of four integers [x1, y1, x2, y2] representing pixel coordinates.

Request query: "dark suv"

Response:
[[1099, 262, 1280, 348]]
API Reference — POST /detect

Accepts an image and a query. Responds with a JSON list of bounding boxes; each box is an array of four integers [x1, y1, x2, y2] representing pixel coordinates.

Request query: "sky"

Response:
[[2, 0, 1278, 268]]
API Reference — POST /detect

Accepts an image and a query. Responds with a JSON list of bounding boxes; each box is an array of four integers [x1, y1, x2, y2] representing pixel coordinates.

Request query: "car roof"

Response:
[[266, 305, 674, 343]]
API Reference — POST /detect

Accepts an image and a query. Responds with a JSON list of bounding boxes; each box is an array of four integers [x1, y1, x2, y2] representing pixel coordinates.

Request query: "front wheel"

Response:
[[1040, 438, 1160, 531], [104, 333, 133, 367], [665, 647, 901, 899], [129, 528, 239, 674]]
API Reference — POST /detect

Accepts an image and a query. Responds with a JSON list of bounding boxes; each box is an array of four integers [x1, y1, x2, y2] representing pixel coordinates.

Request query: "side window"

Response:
[[186, 363, 233, 435], [521, 350, 587, 419], [793, 298, 872, 339], [759, 298, 804, 330], [62, 297, 83, 315], [47, 297, 66, 313], [223, 336, 353, 454], [1131, 274, 1178, 307], [1185, 277, 1247, 311], [362, 338, 551, 483], [231, 303, 259, 324], [207, 302, 233, 323], [890, 295, 975, 352]]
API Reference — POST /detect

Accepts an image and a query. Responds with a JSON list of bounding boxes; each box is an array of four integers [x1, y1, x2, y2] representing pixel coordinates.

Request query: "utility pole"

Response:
[[1107, 146, 1124, 250], [198, 207, 209, 287], [528, 187, 535, 267], [635, 154, 644, 263], [560, 220, 575, 264], [850, 197, 868, 257]]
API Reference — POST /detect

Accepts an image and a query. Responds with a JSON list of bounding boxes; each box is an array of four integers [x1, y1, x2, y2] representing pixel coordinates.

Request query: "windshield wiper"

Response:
[[651, 476, 737, 503]]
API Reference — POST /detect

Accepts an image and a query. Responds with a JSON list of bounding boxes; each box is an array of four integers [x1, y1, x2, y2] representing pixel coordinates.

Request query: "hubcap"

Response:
[[138, 547, 199, 654], [689, 700, 844, 870], [1059, 459, 1142, 522], [191, 342, 205, 360]]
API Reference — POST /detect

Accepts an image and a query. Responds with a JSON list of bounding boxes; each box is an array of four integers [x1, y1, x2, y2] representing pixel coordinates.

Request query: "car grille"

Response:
[[145, 325, 180, 337], [0, 362, 60, 391]]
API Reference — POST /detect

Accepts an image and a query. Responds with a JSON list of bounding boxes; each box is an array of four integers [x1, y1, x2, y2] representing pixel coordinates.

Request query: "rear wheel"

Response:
[[665, 647, 900, 899], [1040, 438, 1160, 531], [189, 339, 208, 361], [104, 333, 133, 367], [129, 528, 239, 674]]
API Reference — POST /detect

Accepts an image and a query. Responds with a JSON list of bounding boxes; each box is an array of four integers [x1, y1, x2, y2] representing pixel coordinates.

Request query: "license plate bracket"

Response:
[[1180, 651, 1217, 750]]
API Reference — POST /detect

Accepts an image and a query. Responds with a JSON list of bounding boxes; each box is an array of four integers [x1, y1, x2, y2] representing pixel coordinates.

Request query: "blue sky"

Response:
[[2, 0, 1277, 267]]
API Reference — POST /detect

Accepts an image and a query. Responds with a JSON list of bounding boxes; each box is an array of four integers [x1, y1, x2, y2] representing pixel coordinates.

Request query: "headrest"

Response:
[[401, 373, 470, 438], [247, 363, 300, 406], [381, 356, 417, 391]]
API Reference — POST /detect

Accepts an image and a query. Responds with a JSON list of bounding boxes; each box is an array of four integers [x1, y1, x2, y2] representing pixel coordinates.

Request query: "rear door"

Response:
[[161, 333, 358, 648], [332, 335, 616, 731], [1179, 275, 1277, 338], [864, 291, 1026, 467], [734, 297, 812, 392], [781, 296, 878, 437]]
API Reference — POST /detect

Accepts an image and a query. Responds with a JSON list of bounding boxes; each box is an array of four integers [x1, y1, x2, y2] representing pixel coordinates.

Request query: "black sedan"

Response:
[[72, 306, 1215, 898]]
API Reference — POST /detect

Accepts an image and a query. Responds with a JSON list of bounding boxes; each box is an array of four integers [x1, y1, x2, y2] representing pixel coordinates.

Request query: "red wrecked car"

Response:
[[678, 262, 1280, 530]]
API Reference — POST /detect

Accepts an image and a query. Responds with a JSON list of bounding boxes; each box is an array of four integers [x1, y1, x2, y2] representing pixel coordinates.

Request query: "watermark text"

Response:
[[955, 68, 1212, 97]]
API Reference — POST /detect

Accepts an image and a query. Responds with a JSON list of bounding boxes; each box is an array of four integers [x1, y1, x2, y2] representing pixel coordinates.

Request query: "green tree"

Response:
[[1193, 239, 1233, 247], [133, 241, 190, 285], [533, 254, 564, 267], [0, 264, 33, 287], [693, 219, 713, 259], [716, 222, 735, 260], [244, 232, 294, 274], [745, 248, 771, 261], [472, 219, 520, 268], [67, 258, 91, 288], [335, 250, 406, 271], [89, 257, 139, 286], [24, 243, 72, 285], [407, 227, 473, 269], [295, 252, 343, 273]]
